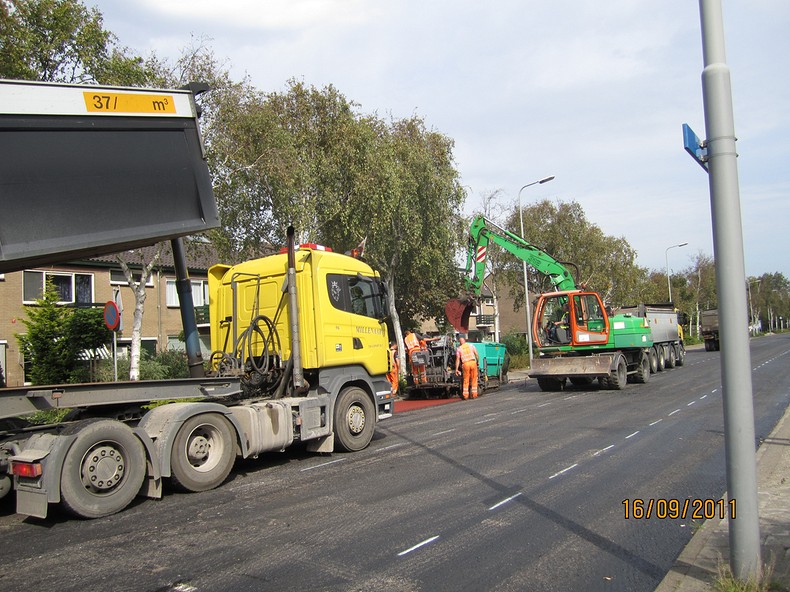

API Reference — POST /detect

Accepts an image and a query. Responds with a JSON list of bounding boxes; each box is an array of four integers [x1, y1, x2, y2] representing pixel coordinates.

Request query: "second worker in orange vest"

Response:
[[454, 337, 480, 400]]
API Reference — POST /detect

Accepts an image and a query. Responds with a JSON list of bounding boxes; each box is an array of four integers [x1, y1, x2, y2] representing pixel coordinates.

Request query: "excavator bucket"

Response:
[[445, 298, 475, 333]]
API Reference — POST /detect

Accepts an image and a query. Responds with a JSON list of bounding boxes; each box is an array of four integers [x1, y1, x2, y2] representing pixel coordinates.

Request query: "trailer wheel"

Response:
[[607, 357, 628, 390], [655, 346, 666, 372], [634, 352, 651, 384], [60, 419, 146, 519], [648, 348, 658, 373], [170, 413, 236, 493], [334, 386, 375, 452], [675, 344, 686, 366], [666, 345, 677, 369]]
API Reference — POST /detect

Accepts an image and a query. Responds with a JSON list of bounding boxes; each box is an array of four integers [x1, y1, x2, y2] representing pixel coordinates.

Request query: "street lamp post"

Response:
[[665, 242, 688, 302], [518, 175, 555, 361]]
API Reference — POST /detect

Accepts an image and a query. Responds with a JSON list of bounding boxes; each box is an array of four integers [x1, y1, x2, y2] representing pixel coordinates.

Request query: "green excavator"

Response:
[[446, 215, 684, 391]]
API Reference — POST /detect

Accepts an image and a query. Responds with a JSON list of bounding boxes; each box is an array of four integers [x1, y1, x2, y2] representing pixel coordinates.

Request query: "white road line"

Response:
[[649, 419, 663, 426], [625, 431, 639, 439], [377, 443, 405, 452], [538, 402, 551, 408], [549, 463, 578, 479], [431, 429, 456, 436], [669, 409, 681, 416], [594, 444, 615, 456], [488, 492, 523, 510], [475, 417, 496, 425], [300, 459, 346, 472], [687, 401, 696, 407], [700, 394, 708, 400], [398, 535, 440, 556], [510, 407, 531, 415]]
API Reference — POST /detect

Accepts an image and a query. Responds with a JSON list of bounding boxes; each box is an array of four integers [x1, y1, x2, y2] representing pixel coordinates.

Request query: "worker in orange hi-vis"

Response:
[[387, 342, 400, 396], [454, 336, 480, 400], [404, 329, 427, 384]]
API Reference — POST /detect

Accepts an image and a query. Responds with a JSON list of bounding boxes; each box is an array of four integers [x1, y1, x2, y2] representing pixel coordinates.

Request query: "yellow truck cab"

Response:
[[209, 243, 393, 451]]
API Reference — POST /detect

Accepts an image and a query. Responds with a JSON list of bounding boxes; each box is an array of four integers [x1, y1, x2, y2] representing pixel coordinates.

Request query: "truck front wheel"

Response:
[[170, 413, 236, 493], [60, 419, 146, 519], [334, 387, 375, 452]]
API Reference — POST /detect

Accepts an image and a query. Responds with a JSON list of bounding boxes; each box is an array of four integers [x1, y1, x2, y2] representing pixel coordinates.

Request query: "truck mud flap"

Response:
[[529, 356, 614, 378]]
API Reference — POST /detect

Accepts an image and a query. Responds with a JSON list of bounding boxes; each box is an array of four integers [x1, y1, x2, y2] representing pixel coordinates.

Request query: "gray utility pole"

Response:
[[699, 0, 761, 579]]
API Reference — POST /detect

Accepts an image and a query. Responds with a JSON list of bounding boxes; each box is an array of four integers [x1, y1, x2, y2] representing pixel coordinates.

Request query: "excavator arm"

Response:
[[464, 216, 578, 293], [447, 215, 579, 332]]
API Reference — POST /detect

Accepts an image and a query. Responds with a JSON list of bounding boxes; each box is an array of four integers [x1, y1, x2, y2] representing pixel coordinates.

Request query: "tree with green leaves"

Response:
[[498, 199, 647, 311], [15, 281, 111, 384], [0, 0, 159, 84]]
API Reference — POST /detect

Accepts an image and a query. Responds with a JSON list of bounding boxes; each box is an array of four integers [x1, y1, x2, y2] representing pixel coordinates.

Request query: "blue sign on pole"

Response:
[[682, 123, 709, 172]]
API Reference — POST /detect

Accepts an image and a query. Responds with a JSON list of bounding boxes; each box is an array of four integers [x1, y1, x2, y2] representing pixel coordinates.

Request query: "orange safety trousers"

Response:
[[461, 360, 478, 399]]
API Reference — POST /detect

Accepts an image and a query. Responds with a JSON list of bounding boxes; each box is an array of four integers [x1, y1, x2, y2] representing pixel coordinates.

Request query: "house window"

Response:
[[166, 279, 209, 307], [23, 270, 94, 304], [110, 269, 154, 287]]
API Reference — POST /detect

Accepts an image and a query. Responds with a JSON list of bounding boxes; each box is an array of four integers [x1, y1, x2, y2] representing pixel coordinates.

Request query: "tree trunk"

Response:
[[116, 246, 161, 381]]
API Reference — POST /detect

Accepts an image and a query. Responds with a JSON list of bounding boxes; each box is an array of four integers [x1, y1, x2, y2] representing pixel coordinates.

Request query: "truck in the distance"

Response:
[[0, 79, 393, 519], [701, 309, 720, 351]]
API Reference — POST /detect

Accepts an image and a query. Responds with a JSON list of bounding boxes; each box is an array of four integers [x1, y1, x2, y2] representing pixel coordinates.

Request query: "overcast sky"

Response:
[[88, 0, 790, 279]]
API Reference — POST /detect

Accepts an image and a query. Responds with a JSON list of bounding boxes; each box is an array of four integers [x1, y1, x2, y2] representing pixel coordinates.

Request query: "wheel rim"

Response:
[[346, 403, 366, 435], [184, 423, 226, 473], [80, 442, 127, 494]]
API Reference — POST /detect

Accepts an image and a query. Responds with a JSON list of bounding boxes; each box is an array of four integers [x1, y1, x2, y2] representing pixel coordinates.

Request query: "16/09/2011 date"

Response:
[[622, 498, 735, 519]]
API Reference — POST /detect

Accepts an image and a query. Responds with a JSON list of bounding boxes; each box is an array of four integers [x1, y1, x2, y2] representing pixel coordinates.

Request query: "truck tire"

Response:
[[634, 352, 651, 384], [667, 345, 677, 369], [675, 344, 685, 367], [60, 419, 146, 519], [170, 413, 236, 493], [334, 386, 375, 452], [606, 357, 628, 390], [655, 346, 666, 372], [648, 348, 658, 373]]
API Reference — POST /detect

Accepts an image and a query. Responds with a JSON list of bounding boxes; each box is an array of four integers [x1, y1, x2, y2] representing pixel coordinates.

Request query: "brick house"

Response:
[[0, 239, 218, 388]]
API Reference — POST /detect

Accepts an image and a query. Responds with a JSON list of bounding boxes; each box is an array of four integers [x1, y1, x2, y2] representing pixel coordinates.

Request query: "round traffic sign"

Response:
[[103, 301, 120, 331]]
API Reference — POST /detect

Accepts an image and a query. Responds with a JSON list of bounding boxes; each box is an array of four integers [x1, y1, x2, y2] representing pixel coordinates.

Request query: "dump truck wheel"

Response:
[[667, 345, 677, 369], [60, 419, 146, 519], [675, 345, 686, 366], [648, 348, 658, 373], [334, 386, 375, 452], [655, 346, 666, 371], [170, 413, 235, 493], [634, 352, 651, 384]]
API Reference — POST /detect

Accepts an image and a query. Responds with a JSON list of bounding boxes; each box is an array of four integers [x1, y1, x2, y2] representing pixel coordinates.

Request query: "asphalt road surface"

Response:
[[1, 334, 789, 592]]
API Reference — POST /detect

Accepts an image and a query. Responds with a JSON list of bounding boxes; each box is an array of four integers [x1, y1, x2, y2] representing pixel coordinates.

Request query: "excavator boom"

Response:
[[447, 215, 579, 332]]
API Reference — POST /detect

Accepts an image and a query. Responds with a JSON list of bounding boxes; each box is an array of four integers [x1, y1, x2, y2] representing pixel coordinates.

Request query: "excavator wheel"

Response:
[[537, 376, 566, 392]]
